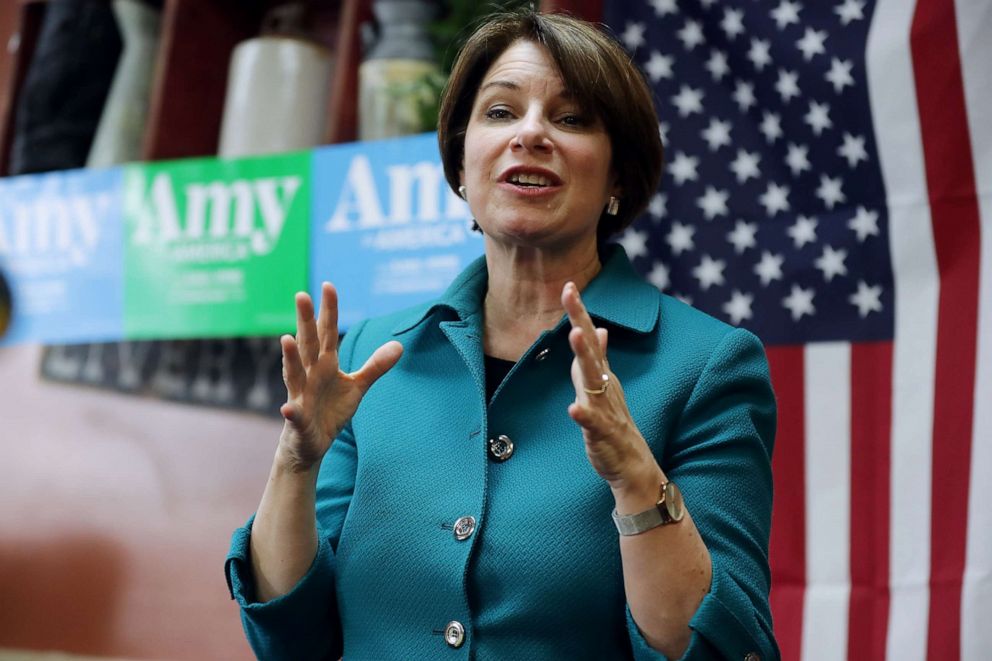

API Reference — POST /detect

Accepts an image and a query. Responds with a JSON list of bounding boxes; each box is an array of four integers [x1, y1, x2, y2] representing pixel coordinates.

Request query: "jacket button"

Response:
[[444, 620, 465, 648], [534, 347, 550, 361], [744, 653, 761, 661], [488, 434, 514, 461], [453, 515, 476, 541]]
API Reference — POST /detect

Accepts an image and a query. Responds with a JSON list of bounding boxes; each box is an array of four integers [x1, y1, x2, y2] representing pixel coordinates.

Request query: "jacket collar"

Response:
[[391, 244, 660, 335]]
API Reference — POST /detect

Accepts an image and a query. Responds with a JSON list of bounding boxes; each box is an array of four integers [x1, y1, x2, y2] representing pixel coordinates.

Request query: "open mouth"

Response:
[[507, 173, 554, 187]]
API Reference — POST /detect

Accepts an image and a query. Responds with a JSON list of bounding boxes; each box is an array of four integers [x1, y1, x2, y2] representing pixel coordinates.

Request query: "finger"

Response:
[[569, 326, 608, 390], [295, 292, 319, 369], [280, 334, 306, 399], [280, 401, 304, 427], [596, 327, 608, 351], [562, 282, 604, 364], [351, 340, 404, 394], [317, 282, 339, 355]]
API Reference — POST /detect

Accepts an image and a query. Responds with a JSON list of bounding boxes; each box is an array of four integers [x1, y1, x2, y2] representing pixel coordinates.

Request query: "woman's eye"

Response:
[[559, 114, 587, 127], [485, 108, 512, 120]]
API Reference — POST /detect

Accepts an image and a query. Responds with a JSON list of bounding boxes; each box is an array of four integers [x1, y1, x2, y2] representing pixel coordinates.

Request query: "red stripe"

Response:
[[847, 341, 893, 661], [766, 346, 805, 661], [910, 1, 982, 659]]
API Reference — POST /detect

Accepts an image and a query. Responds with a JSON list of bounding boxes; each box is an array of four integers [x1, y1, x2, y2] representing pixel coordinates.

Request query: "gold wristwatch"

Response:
[[611, 480, 685, 535]]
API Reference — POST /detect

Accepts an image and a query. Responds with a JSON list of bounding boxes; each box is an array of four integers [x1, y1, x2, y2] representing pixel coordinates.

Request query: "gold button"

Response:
[[453, 515, 476, 541], [444, 620, 465, 648], [488, 434, 514, 461]]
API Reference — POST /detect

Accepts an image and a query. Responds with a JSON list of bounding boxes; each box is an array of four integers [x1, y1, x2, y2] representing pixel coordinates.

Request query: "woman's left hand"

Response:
[[562, 282, 658, 489]]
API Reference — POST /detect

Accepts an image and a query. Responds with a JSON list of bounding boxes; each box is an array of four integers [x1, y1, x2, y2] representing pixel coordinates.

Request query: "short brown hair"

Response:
[[437, 9, 663, 239]]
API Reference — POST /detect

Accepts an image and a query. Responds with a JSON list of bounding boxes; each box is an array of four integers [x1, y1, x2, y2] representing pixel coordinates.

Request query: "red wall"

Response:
[[0, 344, 279, 659]]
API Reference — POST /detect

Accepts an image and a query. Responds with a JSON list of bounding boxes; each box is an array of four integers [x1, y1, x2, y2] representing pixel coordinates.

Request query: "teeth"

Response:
[[509, 173, 552, 186]]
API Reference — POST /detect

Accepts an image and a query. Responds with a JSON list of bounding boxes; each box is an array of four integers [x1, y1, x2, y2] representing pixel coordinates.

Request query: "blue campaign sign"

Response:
[[0, 167, 124, 345], [310, 133, 484, 330]]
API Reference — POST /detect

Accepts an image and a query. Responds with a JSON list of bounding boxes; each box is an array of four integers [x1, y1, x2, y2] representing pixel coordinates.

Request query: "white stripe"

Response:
[[801, 343, 851, 661], [866, 2, 940, 660], [953, 1, 992, 659]]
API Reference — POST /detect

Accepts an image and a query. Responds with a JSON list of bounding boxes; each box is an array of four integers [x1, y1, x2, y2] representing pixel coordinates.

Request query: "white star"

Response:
[[797, 28, 827, 61], [650, 0, 679, 17], [622, 22, 646, 50], [723, 290, 754, 325], [760, 112, 783, 143], [775, 69, 801, 103], [805, 100, 833, 135], [730, 149, 762, 183], [760, 182, 791, 216], [673, 292, 694, 306], [699, 0, 717, 8], [785, 143, 811, 176], [721, 8, 746, 40], [648, 260, 671, 291], [814, 245, 848, 281], [754, 251, 785, 286], [748, 38, 773, 71], [849, 280, 883, 317], [787, 215, 818, 248], [697, 186, 730, 220], [669, 151, 700, 185], [649, 193, 667, 219], [677, 19, 706, 50], [617, 228, 648, 259], [835, 0, 866, 25], [706, 50, 730, 81], [816, 174, 846, 209], [701, 118, 732, 151], [666, 221, 695, 255], [771, 1, 802, 29], [658, 122, 669, 146], [838, 132, 868, 168], [783, 284, 816, 320], [826, 58, 855, 93], [693, 254, 726, 290], [848, 206, 880, 241], [644, 51, 674, 82], [672, 85, 704, 117], [727, 220, 758, 254], [733, 81, 757, 112]]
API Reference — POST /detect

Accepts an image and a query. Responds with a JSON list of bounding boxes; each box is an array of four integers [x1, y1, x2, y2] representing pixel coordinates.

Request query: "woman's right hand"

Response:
[[277, 281, 403, 472]]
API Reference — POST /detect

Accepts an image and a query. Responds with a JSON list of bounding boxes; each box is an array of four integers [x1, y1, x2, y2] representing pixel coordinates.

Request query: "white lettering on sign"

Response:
[[325, 155, 471, 233], [131, 173, 301, 257], [0, 192, 113, 268]]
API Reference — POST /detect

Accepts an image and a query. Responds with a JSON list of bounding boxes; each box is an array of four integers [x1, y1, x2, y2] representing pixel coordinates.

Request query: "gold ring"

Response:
[[583, 373, 610, 395]]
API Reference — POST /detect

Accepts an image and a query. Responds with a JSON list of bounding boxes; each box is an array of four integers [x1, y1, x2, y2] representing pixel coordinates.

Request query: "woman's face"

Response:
[[461, 40, 616, 252]]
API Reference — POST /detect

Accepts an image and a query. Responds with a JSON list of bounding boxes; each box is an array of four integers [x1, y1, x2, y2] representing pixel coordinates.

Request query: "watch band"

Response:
[[611, 505, 667, 536], [611, 480, 683, 536]]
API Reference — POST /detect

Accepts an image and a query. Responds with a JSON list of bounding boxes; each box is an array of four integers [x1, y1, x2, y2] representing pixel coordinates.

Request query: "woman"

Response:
[[227, 10, 777, 661]]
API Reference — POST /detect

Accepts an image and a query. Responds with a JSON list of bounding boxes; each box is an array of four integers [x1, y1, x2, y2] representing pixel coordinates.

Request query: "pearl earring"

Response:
[[458, 185, 467, 199], [606, 196, 620, 216]]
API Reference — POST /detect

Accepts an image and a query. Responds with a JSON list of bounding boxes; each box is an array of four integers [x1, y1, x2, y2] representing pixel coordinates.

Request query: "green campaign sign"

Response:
[[123, 152, 309, 339]]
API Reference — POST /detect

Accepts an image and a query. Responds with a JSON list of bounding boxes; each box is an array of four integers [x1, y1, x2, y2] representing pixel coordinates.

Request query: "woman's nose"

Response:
[[511, 111, 553, 152]]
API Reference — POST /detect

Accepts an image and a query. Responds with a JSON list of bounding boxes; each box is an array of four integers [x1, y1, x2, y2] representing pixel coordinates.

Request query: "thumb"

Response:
[[352, 340, 404, 394]]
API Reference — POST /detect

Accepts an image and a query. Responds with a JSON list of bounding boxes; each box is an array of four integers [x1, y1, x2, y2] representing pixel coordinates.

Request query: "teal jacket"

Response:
[[226, 246, 778, 660]]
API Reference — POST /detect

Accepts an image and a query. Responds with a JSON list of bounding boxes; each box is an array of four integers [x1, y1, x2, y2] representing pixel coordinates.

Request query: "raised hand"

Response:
[[277, 281, 403, 472], [562, 281, 655, 488]]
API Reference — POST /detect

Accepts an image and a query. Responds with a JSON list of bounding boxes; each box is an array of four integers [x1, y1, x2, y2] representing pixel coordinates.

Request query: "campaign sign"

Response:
[[0, 167, 124, 345], [123, 152, 309, 339], [311, 133, 483, 330]]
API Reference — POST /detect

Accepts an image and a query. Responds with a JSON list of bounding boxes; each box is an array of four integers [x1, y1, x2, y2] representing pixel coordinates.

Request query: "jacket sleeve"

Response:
[[626, 327, 779, 661], [224, 319, 369, 660]]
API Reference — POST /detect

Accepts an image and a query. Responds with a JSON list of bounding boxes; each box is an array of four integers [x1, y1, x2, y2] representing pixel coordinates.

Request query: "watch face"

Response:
[[665, 482, 685, 522]]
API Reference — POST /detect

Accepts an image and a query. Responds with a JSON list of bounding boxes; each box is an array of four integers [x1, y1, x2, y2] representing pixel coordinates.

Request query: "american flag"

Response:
[[593, 0, 991, 659]]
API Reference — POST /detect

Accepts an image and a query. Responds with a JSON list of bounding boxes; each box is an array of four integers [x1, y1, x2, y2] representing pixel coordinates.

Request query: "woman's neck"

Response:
[[482, 238, 602, 360]]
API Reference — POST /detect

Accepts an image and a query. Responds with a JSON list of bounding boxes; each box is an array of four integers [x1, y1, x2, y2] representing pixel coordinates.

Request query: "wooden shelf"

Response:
[[0, 0, 600, 176]]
